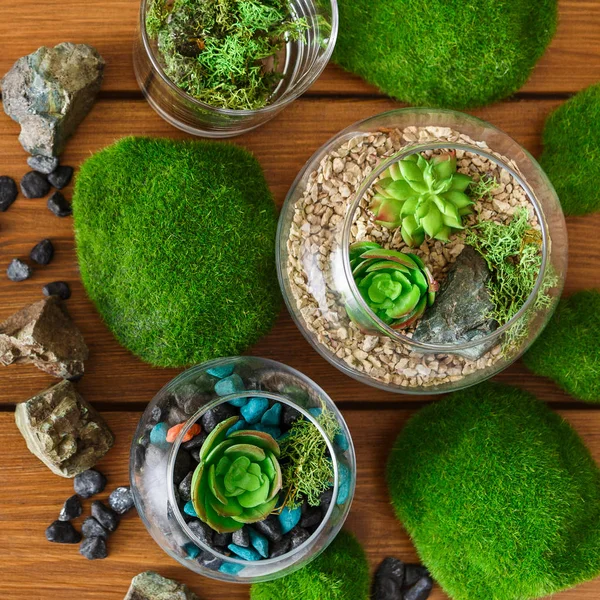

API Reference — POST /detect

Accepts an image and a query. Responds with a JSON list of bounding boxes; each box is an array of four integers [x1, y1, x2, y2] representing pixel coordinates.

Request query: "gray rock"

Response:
[[2, 43, 105, 157], [7, 258, 32, 282], [413, 246, 498, 360], [124, 571, 200, 600], [0, 295, 88, 379], [14, 380, 114, 477], [27, 155, 59, 174]]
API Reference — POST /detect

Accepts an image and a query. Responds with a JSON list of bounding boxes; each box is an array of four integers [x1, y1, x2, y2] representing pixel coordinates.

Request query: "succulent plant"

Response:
[[370, 151, 474, 246], [191, 416, 282, 533], [349, 241, 438, 329]]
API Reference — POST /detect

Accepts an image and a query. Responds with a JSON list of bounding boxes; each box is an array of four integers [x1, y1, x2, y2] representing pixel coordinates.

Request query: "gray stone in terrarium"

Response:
[[124, 571, 200, 600]]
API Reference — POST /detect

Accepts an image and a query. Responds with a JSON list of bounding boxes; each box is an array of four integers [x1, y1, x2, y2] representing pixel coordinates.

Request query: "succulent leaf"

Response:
[[191, 418, 282, 532], [348, 242, 437, 330], [370, 151, 473, 246]]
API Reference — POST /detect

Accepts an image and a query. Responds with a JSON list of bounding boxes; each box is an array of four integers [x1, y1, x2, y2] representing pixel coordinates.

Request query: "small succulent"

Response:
[[349, 241, 438, 329], [370, 151, 474, 246], [191, 416, 282, 533]]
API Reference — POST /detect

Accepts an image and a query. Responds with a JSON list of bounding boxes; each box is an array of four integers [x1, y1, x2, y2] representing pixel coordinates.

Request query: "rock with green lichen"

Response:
[[124, 571, 199, 600]]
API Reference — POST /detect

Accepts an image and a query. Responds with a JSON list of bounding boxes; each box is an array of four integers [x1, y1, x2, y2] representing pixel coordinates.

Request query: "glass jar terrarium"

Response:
[[277, 109, 568, 394], [130, 357, 355, 583], [133, 0, 338, 137]]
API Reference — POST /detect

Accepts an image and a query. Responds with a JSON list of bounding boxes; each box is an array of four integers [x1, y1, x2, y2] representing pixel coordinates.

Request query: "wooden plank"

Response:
[[1, 409, 600, 598], [1, 1, 598, 96], [0, 96, 597, 407]]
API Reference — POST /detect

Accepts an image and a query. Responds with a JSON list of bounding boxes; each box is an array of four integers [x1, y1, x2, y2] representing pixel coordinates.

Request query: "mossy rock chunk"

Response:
[[333, 0, 557, 109], [73, 137, 280, 367], [250, 530, 369, 600], [541, 84, 600, 216], [387, 382, 600, 600], [523, 290, 600, 402]]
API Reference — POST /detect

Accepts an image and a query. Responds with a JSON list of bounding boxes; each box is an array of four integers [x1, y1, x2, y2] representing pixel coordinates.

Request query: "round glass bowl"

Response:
[[277, 108, 568, 394], [133, 0, 338, 137], [130, 357, 355, 583]]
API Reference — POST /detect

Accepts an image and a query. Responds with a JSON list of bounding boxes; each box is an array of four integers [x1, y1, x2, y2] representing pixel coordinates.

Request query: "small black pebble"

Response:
[[30, 239, 54, 265], [300, 504, 322, 529], [252, 514, 283, 543], [43, 281, 71, 300], [91, 500, 119, 532], [201, 403, 237, 433], [213, 532, 232, 547], [197, 551, 223, 570], [404, 564, 430, 588], [404, 576, 434, 600], [74, 469, 107, 499], [80, 536, 108, 560], [288, 526, 310, 549], [188, 519, 214, 546], [232, 527, 250, 548], [7, 258, 32, 282], [47, 190, 72, 217], [182, 430, 208, 451], [178, 472, 193, 502], [20, 171, 50, 198], [47, 165, 73, 189], [319, 488, 334, 510], [46, 520, 81, 544], [190, 448, 200, 463], [27, 155, 59, 175], [282, 404, 302, 428], [81, 516, 108, 539], [269, 536, 291, 558], [373, 557, 406, 600], [59, 494, 83, 522], [173, 450, 193, 486], [145, 405, 162, 430], [0, 176, 18, 212], [108, 486, 134, 515]]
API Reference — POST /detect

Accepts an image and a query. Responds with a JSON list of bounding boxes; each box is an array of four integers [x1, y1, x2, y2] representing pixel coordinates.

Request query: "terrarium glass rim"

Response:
[[166, 389, 342, 566], [138, 0, 339, 116], [342, 140, 550, 352]]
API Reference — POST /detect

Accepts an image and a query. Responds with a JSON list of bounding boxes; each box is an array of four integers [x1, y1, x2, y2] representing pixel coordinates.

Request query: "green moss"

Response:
[[540, 84, 600, 216], [250, 530, 369, 600], [333, 0, 557, 109], [523, 290, 600, 402], [387, 382, 600, 600], [73, 137, 280, 367]]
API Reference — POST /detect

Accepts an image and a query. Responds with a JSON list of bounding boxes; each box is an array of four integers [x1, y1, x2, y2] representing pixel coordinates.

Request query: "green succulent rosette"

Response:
[[348, 241, 438, 330], [191, 416, 282, 533], [370, 151, 474, 246]]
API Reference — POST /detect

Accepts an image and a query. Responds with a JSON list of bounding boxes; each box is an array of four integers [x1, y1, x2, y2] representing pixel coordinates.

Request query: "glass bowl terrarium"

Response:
[[277, 108, 568, 394], [133, 0, 338, 137], [130, 357, 355, 582]]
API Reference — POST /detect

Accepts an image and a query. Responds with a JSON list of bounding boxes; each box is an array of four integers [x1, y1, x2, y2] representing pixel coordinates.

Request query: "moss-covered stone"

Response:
[[387, 381, 600, 600]]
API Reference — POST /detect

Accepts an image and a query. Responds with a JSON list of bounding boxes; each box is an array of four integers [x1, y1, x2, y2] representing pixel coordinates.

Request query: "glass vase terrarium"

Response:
[[130, 357, 355, 583], [277, 108, 568, 394], [133, 0, 338, 137]]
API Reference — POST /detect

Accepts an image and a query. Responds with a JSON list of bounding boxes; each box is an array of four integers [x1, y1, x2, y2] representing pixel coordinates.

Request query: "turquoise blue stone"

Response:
[[337, 462, 351, 505], [240, 397, 269, 424], [228, 396, 249, 408], [183, 501, 198, 517], [252, 424, 281, 439], [207, 364, 235, 378], [334, 432, 350, 451], [227, 419, 248, 436], [228, 543, 262, 561], [219, 562, 245, 575], [248, 528, 269, 558], [261, 402, 282, 426], [308, 407, 323, 419], [149, 422, 170, 448], [184, 542, 201, 559], [278, 506, 301, 534], [215, 374, 245, 396]]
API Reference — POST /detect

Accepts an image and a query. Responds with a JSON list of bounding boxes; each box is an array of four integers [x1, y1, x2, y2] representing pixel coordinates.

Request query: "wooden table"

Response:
[[1, 1, 600, 598]]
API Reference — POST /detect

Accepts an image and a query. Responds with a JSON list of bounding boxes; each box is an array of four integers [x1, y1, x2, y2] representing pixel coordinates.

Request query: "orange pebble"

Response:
[[167, 422, 201, 443]]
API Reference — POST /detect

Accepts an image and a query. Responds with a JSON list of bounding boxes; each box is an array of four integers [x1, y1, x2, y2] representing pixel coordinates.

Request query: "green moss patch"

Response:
[[250, 530, 369, 600], [523, 290, 600, 402], [541, 84, 600, 215], [387, 382, 600, 600], [73, 137, 280, 367], [333, 0, 557, 109]]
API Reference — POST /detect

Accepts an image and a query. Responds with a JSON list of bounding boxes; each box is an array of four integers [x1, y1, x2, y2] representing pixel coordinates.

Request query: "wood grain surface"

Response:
[[1, 0, 600, 597], [2, 410, 600, 599]]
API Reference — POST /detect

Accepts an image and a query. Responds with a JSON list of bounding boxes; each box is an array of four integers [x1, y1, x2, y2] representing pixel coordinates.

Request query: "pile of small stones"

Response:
[[285, 125, 539, 389], [373, 557, 434, 600], [136, 363, 350, 576], [45, 468, 135, 560]]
